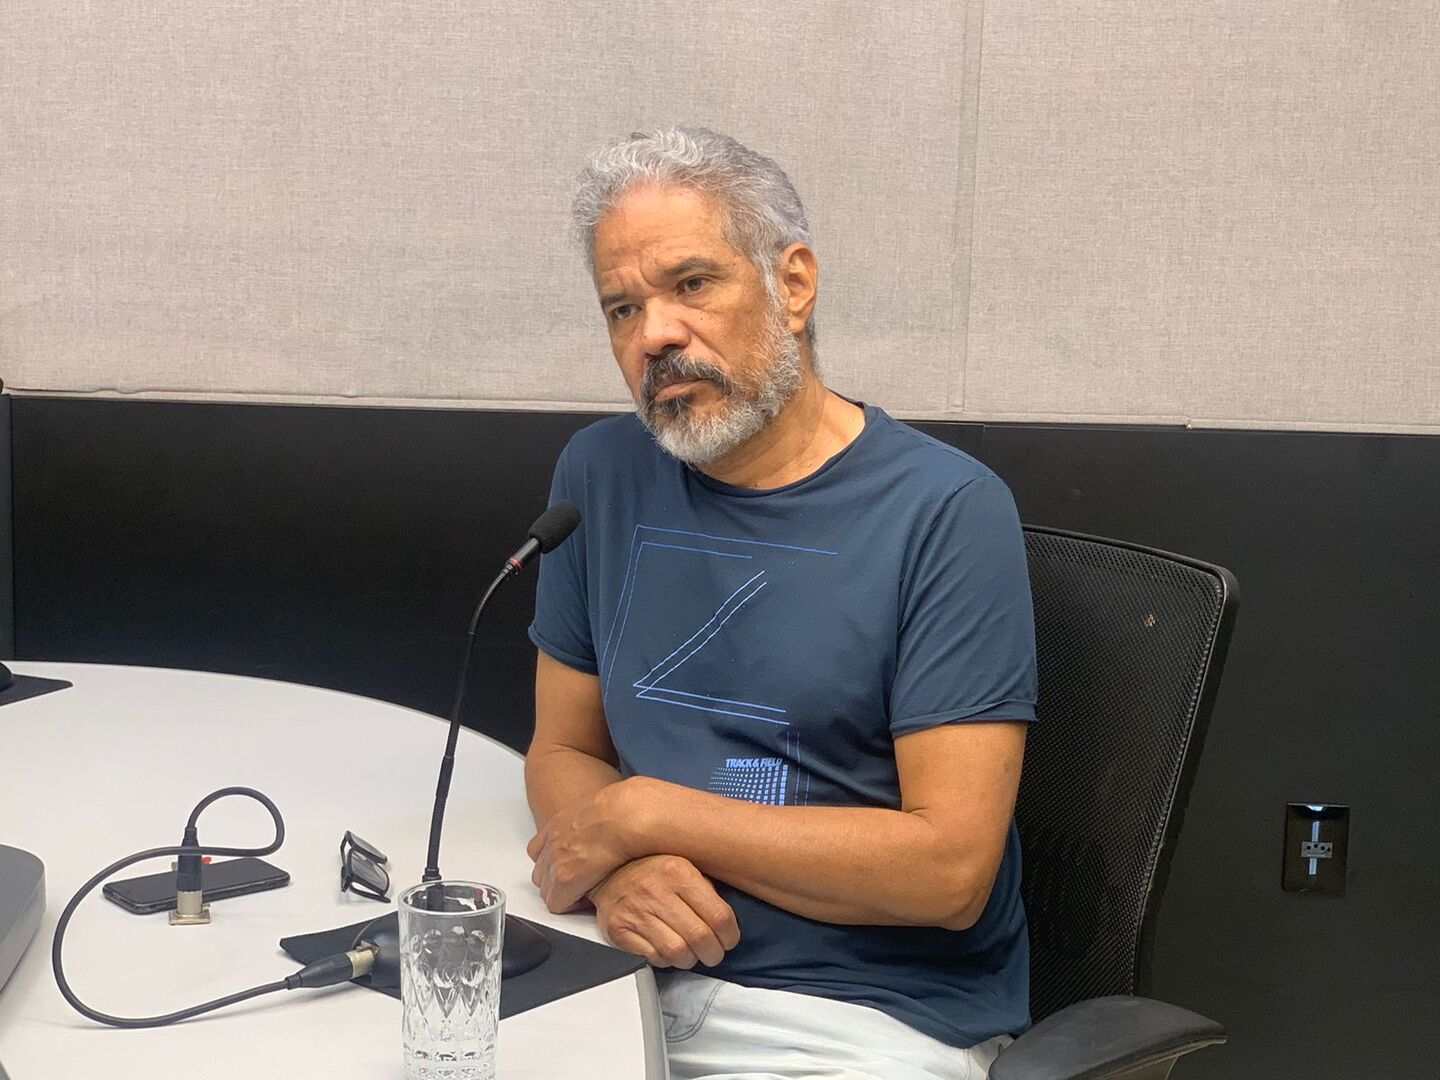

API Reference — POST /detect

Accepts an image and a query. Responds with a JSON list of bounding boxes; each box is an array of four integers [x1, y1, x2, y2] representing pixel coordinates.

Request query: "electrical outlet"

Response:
[[1283, 804, 1349, 895]]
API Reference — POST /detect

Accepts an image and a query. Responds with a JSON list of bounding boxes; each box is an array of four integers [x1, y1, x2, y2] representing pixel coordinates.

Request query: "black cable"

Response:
[[51, 786, 364, 1029]]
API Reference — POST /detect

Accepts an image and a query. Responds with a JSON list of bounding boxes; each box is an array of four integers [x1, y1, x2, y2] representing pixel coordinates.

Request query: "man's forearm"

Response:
[[524, 745, 622, 831], [619, 780, 995, 931]]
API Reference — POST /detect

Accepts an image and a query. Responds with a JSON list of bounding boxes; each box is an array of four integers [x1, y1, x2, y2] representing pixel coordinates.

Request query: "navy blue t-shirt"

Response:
[[528, 402, 1037, 1047]]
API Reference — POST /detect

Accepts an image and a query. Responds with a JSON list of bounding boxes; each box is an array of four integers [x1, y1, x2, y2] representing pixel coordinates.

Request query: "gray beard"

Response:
[[637, 306, 804, 468]]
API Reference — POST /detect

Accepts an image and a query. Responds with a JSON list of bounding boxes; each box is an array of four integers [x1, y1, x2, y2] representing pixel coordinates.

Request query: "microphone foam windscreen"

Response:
[[528, 501, 582, 553]]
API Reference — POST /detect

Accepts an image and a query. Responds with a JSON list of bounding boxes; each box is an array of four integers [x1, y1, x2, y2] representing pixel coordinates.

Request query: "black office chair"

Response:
[[990, 526, 1239, 1080]]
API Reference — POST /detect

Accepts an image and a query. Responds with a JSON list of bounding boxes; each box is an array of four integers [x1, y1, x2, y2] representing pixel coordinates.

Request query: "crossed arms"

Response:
[[525, 649, 1027, 969]]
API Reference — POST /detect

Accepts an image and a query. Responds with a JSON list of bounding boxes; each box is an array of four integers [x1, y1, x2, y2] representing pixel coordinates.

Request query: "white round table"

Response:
[[0, 663, 665, 1079]]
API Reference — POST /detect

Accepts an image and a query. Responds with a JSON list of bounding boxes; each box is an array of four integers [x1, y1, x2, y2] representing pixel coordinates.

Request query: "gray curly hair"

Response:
[[572, 127, 817, 351]]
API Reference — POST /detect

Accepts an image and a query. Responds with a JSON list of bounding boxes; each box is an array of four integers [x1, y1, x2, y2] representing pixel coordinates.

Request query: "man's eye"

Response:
[[680, 277, 707, 295], [608, 304, 636, 322]]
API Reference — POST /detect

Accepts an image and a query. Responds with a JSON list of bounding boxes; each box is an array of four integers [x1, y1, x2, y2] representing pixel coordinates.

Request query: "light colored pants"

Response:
[[656, 970, 1012, 1080]]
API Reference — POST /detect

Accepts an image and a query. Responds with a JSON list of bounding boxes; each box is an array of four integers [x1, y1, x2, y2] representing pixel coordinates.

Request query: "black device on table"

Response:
[[103, 857, 290, 915]]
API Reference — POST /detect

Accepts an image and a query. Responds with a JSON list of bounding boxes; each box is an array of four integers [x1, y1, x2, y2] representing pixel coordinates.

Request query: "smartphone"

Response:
[[102, 857, 290, 915]]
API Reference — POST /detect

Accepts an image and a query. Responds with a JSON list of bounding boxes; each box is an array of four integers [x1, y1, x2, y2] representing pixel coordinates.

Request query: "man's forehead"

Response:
[[600, 182, 724, 235], [592, 185, 739, 276]]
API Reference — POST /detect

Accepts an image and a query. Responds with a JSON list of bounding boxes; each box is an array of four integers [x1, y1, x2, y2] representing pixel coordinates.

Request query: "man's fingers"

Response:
[[678, 878, 741, 952], [592, 856, 741, 968], [640, 879, 729, 967], [680, 918, 727, 968], [600, 890, 709, 968], [544, 867, 591, 914], [609, 928, 663, 967], [619, 920, 698, 969], [526, 833, 543, 862], [652, 899, 727, 968]]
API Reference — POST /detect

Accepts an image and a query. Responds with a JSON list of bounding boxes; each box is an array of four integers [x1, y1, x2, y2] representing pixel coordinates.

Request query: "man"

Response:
[[525, 127, 1036, 1080]]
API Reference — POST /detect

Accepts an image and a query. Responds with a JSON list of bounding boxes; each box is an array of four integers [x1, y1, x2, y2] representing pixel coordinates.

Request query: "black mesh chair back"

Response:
[[1018, 526, 1237, 1022]]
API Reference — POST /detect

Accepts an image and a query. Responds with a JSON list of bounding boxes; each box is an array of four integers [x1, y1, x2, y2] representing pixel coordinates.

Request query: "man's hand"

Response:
[[590, 855, 740, 969], [528, 781, 643, 912]]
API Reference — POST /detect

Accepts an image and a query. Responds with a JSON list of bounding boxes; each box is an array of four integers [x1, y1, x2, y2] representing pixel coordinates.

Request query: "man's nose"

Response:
[[639, 300, 689, 357]]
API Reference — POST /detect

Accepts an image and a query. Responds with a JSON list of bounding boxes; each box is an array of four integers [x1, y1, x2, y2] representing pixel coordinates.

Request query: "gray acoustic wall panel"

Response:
[[0, 1, 976, 417], [2, 2, 1436, 430], [965, 1, 1440, 431]]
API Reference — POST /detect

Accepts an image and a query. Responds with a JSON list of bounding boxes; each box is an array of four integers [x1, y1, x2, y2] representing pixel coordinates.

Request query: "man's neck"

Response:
[[697, 377, 867, 491]]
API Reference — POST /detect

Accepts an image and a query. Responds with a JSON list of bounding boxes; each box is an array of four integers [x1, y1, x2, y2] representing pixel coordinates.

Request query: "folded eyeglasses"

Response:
[[340, 830, 391, 902]]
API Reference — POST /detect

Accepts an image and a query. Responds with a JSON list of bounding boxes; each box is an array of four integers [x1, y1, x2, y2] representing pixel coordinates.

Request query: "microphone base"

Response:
[[350, 911, 551, 988]]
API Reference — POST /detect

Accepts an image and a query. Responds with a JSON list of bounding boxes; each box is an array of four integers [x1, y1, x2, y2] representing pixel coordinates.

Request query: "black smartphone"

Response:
[[102, 857, 290, 915]]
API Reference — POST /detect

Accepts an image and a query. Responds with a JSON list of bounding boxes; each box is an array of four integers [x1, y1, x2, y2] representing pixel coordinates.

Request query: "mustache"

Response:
[[641, 351, 735, 407]]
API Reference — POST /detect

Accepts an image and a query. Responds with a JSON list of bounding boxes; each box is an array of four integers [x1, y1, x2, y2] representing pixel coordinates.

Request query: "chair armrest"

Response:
[[988, 995, 1225, 1080]]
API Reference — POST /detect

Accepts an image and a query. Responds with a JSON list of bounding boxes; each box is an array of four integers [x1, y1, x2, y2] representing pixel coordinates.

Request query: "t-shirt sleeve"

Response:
[[889, 474, 1038, 738], [527, 444, 599, 675]]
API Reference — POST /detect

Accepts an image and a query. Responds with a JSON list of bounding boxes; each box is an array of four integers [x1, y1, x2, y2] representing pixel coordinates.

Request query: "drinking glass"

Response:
[[399, 881, 505, 1080]]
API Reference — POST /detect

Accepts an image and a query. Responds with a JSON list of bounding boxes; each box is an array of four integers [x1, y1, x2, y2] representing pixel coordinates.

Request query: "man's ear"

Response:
[[776, 243, 818, 338]]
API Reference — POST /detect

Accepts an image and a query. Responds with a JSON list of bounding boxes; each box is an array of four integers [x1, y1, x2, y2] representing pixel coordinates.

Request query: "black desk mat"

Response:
[[280, 916, 645, 1018], [0, 674, 73, 708]]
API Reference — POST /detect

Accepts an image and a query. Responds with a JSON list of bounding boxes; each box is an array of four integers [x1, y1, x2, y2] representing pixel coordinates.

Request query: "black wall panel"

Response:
[[0, 393, 13, 658], [946, 424, 1440, 1080], [13, 397, 596, 749], [13, 396, 1440, 1079]]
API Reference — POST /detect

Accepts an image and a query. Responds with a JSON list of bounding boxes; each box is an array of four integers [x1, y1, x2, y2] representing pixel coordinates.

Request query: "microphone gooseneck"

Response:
[[421, 568, 507, 884], [423, 501, 582, 883]]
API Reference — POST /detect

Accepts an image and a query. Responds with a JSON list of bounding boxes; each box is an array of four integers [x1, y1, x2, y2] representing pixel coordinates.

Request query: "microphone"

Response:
[[504, 501, 582, 577], [422, 501, 581, 883]]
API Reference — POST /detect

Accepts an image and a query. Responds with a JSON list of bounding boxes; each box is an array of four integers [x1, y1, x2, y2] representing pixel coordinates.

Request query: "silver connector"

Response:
[[169, 889, 210, 926], [347, 945, 378, 978]]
